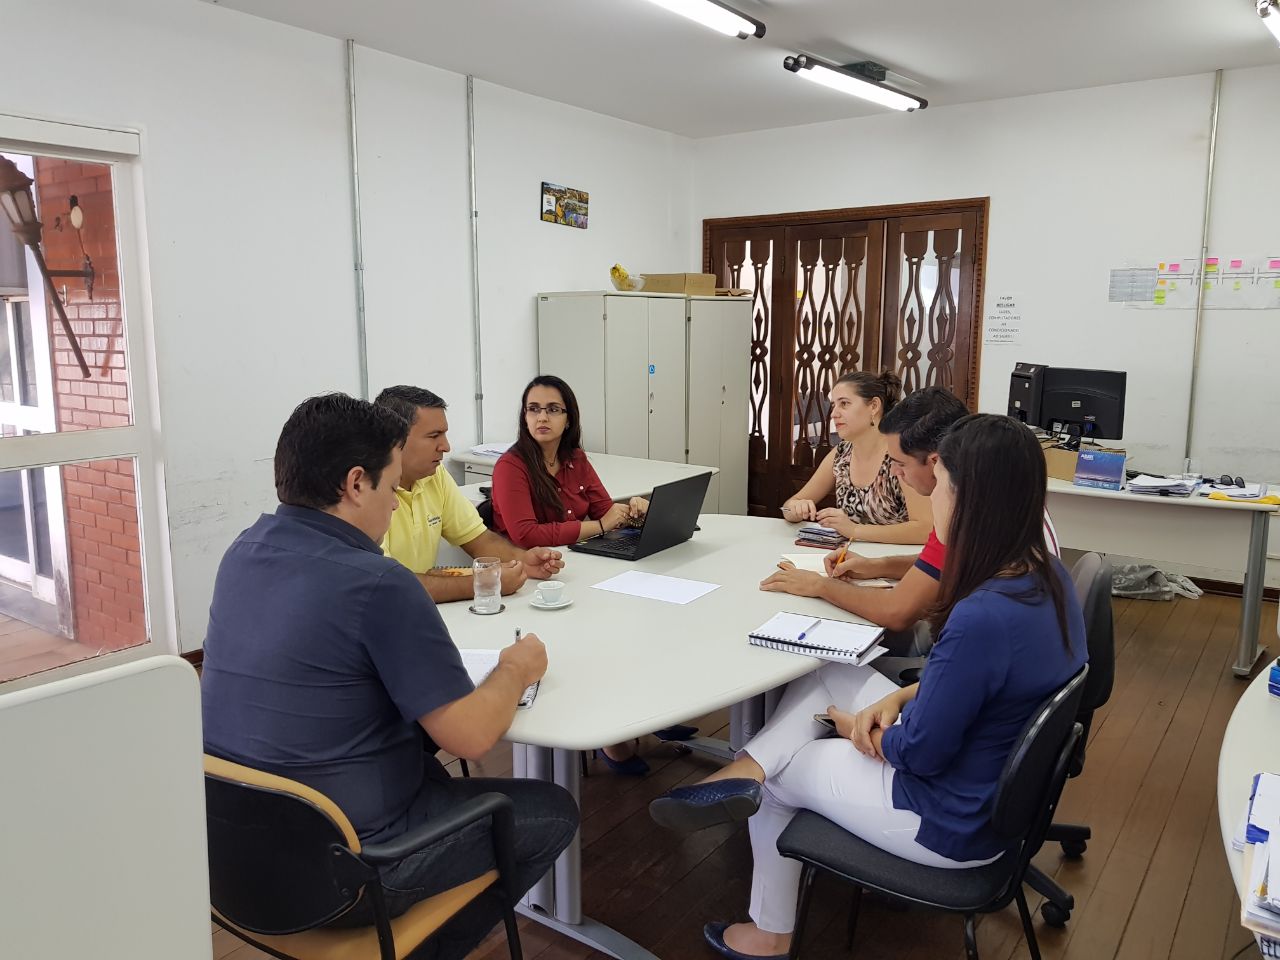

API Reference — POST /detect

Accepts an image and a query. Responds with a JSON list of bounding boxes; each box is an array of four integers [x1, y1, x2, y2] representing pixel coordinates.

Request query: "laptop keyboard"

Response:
[[582, 537, 640, 557]]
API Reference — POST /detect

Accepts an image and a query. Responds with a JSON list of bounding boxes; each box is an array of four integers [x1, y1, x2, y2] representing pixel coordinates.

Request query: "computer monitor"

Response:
[[1040, 367, 1127, 443], [1006, 363, 1127, 445]]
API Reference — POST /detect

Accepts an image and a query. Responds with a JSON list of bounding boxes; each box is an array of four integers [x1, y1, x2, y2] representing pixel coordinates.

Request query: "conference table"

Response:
[[1045, 478, 1277, 677], [1217, 665, 1280, 940], [435, 514, 916, 960]]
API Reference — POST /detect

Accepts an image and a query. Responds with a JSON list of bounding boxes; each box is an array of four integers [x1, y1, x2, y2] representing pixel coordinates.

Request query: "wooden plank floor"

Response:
[[0, 613, 101, 684], [211, 595, 1277, 960]]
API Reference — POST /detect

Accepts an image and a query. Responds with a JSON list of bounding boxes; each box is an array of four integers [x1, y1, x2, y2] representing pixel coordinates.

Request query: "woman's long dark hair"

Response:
[[929, 414, 1071, 649], [512, 375, 583, 522]]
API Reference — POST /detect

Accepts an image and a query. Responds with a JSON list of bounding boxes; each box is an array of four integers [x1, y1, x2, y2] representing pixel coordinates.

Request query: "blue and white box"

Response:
[[1073, 449, 1126, 491]]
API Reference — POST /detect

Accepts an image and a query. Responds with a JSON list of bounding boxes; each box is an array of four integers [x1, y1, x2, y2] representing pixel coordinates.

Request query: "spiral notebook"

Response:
[[749, 612, 885, 665]]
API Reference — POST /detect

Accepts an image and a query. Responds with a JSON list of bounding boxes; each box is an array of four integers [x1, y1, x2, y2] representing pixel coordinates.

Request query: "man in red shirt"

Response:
[[762, 388, 1060, 661]]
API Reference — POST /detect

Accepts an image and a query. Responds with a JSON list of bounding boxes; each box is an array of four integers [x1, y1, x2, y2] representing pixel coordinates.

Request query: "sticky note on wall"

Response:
[[1230, 259, 1243, 269]]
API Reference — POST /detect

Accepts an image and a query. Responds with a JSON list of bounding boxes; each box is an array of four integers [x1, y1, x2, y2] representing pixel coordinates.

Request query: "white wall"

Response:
[[693, 69, 1280, 584], [355, 54, 695, 447], [2, 0, 359, 651], [693, 74, 1216, 469], [471, 80, 693, 439], [354, 48, 475, 435], [1191, 65, 1280, 487]]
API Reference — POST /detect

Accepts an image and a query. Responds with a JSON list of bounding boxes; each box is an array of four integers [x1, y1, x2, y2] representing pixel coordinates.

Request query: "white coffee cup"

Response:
[[535, 580, 566, 605]]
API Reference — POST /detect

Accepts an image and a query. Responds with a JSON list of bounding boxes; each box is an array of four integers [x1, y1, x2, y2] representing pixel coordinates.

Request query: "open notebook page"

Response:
[[778, 554, 895, 588]]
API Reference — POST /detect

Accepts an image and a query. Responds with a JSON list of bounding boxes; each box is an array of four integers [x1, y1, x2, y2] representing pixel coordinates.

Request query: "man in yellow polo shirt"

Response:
[[375, 385, 564, 603]]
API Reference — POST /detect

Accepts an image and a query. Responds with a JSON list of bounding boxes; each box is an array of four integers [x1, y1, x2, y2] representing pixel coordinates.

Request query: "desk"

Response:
[[1045, 479, 1277, 677], [450, 450, 718, 502], [1218, 666, 1280, 905], [436, 515, 912, 960]]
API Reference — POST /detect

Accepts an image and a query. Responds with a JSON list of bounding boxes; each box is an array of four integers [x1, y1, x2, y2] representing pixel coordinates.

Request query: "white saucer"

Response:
[[530, 597, 573, 611]]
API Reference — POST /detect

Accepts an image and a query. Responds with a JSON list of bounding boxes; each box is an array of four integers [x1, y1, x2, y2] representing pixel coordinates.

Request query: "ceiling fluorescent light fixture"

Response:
[[783, 54, 927, 112], [1260, 0, 1280, 45], [643, 0, 765, 39]]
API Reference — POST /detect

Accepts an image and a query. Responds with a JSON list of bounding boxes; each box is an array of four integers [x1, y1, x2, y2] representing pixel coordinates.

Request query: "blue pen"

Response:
[[797, 618, 822, 642]]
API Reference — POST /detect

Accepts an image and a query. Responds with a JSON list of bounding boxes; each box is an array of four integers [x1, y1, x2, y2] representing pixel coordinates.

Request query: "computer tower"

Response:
[[1008, 362, 1046, 426]]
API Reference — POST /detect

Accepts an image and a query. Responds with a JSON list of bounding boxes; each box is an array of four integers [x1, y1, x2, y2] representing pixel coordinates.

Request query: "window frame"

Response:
[[0, 114, 176, 692]]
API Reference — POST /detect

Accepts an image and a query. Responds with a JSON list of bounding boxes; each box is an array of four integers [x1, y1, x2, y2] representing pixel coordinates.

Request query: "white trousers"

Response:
[[743, 662, 996, 934]]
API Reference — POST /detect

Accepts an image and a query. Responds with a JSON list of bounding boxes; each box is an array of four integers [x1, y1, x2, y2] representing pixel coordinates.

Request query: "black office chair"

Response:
[[777, 666, 1088, 960], [477, 487, 495, 529], [204, 755, 524, 960], [1023, 551, 1115, 926]]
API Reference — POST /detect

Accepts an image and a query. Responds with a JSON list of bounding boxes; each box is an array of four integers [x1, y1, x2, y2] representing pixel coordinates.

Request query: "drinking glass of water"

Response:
[[472, 557, 503, 615]]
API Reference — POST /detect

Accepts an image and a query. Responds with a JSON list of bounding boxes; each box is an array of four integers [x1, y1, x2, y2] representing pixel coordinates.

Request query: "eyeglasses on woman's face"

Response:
[[525, 403, 567, 417]]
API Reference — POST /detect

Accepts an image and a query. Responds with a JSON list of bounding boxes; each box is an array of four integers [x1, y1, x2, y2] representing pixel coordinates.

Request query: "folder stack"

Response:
[[1236, 772, 1280, 954], [794, 524, 846, 549]]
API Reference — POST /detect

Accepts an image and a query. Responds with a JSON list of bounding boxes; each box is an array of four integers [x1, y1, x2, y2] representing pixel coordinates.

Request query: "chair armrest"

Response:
[[360, 792, 514, 865]]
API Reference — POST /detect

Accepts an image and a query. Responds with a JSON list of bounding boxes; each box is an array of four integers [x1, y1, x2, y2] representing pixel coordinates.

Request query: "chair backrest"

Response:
[[204, 755, 372, 935], [477, 497, 495, 529], [991, 667, 1088, 868], [1071, 552, 1115, 713]]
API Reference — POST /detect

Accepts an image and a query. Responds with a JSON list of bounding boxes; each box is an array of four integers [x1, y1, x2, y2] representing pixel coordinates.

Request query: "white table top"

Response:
[[1047, 478, 1278, 515], [453, 450, 720, 504], [1218, 665, 1280, 895], [436, 514, 918, 751]]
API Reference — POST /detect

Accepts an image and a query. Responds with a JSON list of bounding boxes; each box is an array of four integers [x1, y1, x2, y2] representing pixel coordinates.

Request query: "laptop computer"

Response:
[[569, 471, 711, 561]]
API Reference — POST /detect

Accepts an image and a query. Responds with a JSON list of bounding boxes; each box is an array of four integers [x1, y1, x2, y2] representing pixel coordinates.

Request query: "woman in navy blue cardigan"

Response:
[[650, 414, 1087, 960]]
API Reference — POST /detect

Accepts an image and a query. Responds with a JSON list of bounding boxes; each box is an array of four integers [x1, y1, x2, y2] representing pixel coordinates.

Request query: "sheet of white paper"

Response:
[[458, 649, 538, 706], [468, 441, 513, 458], [1255, 774, 1280, 832], [778, 553, 894, 587], [592, 570, 720, 605]]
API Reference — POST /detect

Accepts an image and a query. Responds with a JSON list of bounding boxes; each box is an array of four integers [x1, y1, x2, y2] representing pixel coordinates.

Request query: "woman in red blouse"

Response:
[[493, 375, 676, 775], [492, 375, 646, 548]]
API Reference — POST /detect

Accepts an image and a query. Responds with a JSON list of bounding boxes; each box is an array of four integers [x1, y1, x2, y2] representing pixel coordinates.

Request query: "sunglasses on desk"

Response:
[[1216, 475, 1245, 488]]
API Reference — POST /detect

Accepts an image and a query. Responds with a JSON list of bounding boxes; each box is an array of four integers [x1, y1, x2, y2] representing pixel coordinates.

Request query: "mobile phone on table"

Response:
[[813, 714, 836, 729]]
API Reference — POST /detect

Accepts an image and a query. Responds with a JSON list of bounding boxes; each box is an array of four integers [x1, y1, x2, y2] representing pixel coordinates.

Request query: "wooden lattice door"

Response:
[[706, 199, 986, 516], [881, 212, 980, 407]]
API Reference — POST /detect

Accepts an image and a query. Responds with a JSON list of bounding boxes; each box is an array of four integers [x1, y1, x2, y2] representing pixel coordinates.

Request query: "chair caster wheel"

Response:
[[1041, 901, 1071, 927], [1061, 839, 1087, 859]]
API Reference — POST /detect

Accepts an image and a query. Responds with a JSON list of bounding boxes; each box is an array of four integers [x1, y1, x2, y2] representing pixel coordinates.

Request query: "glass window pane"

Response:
[[0, 457, 148, 685], [0, 305, 14, 404], [0, 469, 29, 563], [31, 467, 51, 579], [0, 153, 135, 439], [14, 301, 37, 407]]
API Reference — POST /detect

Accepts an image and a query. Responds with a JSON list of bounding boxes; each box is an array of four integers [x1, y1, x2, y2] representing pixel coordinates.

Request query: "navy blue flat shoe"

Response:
[[702, 922, 788, 960], [653, 723, 699, 742], [596, 749, 650, 776], [649, 778, 762, 833]]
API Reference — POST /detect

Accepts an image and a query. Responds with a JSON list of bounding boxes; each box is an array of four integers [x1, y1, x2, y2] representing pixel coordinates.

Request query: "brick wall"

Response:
[[34, 158, 145, 652]]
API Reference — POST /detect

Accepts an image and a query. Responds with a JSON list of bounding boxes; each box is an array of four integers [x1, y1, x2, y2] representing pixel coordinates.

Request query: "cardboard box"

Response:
[[639, 272, 716, 296], [1043, 443, 1126, 483]]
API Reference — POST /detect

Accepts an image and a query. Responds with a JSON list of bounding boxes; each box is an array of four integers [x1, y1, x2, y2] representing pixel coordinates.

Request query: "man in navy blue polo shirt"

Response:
[[202, 393, 578, 957]]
